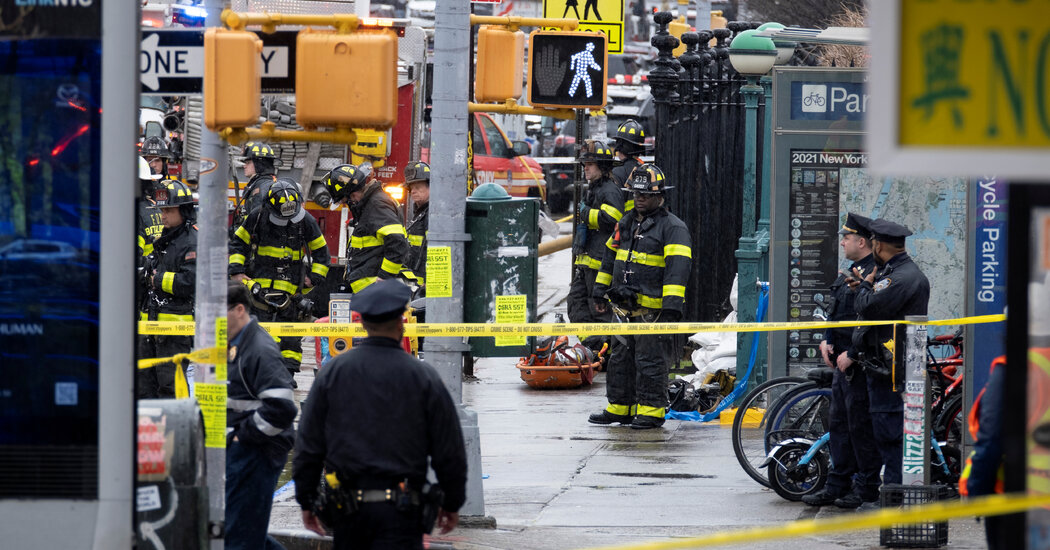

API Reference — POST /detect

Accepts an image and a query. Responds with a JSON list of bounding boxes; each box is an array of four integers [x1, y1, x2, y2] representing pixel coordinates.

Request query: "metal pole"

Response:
[[199, 1, 229, 546], [734, 76, 761, 386], [571, 109, 584, 268], [429, 0, 487, 518], [902, 316, 930, 485]]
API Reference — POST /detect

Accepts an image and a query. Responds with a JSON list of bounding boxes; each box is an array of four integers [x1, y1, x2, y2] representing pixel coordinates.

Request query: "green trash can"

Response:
[[464, 185, 539, 357]]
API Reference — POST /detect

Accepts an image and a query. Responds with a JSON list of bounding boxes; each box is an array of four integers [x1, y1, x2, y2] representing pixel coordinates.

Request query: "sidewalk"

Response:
[[269, 225, 987, 549]]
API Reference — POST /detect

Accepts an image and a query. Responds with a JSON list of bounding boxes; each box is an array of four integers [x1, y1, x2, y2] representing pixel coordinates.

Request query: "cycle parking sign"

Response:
[[790, 81, 867, 121]]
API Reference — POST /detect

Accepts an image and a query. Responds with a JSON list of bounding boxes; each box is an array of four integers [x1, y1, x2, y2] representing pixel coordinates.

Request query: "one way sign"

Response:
[[141, 29, 297, 95]]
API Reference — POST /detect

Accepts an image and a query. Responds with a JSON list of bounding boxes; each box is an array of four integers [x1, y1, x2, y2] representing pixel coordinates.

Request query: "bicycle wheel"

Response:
[[764, 383, 832, 450], [933, 393, 964, 448], [731, 376, 808, 488], [767, 441, 829, 502]]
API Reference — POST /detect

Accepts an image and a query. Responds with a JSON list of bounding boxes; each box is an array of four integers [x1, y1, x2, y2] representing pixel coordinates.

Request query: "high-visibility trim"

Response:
[[663, 284, 686, 298], [259, 388, 295, 401], [229, 253, 246, 266], [311, 263, 329, 277], [601, 204, 623, 221], [605, 237, 617, 251], [377, 224, 407, 238], [350, 276, 377, 293], [143, 242, 154, 257], [574, 254, 603, 269], [280, 349, 302, 362], [257, 246, 302, 260], [664, 244, 692, 258], [616, 249, 665, 267], [138, 235, 146, 251], [588, 208, 600, 228], [636, 293, 663, 309], [351, 235, 383, 248], [636, 404, 665, 418], [606, 403, 631, 416], [381, 258, 402, 275], [308, 235, 327, 251], [228, 398, 263, 411], [408, 234, 425, 246], [254, 278, 299, 294], [401, 269, 421, 281], [161, 272, 176, 295], [595, 271, 612, 286], [252, 411, 284, 436], [235, 226, 251, 244], [624, 198, 634, 211], [157, 312, 194, 322]]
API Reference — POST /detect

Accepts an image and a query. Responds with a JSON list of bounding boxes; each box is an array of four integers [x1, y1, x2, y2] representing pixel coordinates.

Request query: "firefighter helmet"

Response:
[[154, 179, 195, 208], [403, 161, 431, 186], [266, 178, 303, 219], [239, 141, 277, 160], [140, 136, 172, 159], [576, 139, 615, 166], [626, 163, 672, 194], [322, 163, 370, 202], [613, 119, 646, 154]]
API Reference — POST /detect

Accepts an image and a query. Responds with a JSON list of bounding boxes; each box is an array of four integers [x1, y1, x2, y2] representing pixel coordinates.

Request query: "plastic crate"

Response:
[[879, 484, 950, 548]]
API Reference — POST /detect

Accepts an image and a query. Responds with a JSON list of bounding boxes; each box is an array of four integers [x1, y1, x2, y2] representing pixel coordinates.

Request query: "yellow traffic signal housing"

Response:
[[669, 16, 689, 57], [296, 28, 398, 129], [203, 28, 263, 130], [475, 26, 524, 103]]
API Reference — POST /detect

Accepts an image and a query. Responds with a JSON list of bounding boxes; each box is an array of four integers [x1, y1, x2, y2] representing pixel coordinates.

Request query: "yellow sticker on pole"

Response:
[[427, 246, 453, 298], [194, 382, 227, 449], [494, 295, 528, 346], [215, 317, 228, 382]]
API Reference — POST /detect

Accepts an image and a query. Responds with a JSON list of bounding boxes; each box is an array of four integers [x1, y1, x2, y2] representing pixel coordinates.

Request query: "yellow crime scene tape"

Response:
[[579, 492, 1050, 550], [137, 347, 224, 399], [139, 314, 1005, 338]]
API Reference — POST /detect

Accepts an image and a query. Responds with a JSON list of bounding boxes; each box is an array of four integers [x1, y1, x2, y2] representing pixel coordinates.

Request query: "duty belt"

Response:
[[354, 488, 420, 505]]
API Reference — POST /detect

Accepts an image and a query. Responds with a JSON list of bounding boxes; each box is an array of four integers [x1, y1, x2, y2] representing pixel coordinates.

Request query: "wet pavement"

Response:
[[268, 222, 988, 549]]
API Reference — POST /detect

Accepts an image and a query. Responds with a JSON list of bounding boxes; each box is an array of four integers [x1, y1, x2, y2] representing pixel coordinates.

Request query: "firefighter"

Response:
[[568, 140, 624, 351], [139, 179, 197, 399], [846, 218, 930, 488], [400, 161, 430, 291], [232, 141, 279, 233], [609, 119, 646, 213], [321, 163, 409, 294], [229, 177, 330, 383], [137, 156, 164, 261], [588, 164, 692, 429], [140, 136, 172, 178]]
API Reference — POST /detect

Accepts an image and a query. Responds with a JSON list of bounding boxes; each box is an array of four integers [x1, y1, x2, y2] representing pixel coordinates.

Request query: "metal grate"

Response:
[[0, 445, 98, 499]]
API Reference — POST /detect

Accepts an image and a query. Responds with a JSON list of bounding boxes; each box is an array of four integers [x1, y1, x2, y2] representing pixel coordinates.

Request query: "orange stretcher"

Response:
[[515, 337, 606, 389]]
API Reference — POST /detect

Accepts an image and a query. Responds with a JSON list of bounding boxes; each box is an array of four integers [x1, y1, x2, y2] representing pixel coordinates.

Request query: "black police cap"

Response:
[[869, 218, 913, 246], [838, 212, 872, 240], [351, 279, 411, 323]]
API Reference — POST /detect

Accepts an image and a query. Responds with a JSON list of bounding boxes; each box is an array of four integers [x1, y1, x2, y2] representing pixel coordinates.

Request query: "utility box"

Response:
[[464, 192, 539, 358]]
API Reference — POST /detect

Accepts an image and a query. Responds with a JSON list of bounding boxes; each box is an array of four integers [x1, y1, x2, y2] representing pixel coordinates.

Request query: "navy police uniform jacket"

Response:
[[825, 253, 876, 355]]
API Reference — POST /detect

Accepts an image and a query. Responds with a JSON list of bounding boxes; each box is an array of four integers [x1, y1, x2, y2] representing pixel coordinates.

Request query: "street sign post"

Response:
[[526, 30, 607, 109], [141, 29, 296, 95], [542, 0, 623, 53]]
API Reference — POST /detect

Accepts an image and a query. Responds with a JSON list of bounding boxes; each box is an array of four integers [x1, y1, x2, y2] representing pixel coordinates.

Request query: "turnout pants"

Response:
[[250, 302, 303, 375], [137, 334, 192, 399], [567, 267, 613, 350], [604, 326, 674, 419], [827, 362, 881, 498]]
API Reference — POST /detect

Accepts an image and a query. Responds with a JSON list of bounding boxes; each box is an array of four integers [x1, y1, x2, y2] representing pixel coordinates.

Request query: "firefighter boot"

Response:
[[588, 410, 633, 425], [630, 415, 665, 430]]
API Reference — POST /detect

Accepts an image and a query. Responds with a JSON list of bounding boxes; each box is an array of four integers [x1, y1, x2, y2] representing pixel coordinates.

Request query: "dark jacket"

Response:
[[344, 182, 409, 293], [141, 221, 197, 321], [964, 359, 1005, 496], [229, 208, 330, 295], [293, 337, 468, 512], [232, 172, 277, 232], [401, 200, 429, 285], [849, 251, 931, 360], [227, 318, 297, 466], [610, 156, 642, 212], [592, 207, 692, 314], [825, 253, 876, 355], [575, 174, 625, 271], [138, 199, 164, 259]]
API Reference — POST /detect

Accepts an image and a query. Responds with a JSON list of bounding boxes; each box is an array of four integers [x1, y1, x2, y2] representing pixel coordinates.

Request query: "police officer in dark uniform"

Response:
[[568, 140, 624, 351], [138, 179, 197, 398], [293, 279, 468, 548], [801, 213, 881, 508], [400, 161, 430, 291], [609, 119, 646, 213], [847, 218, 930, 488], [588, 164, 692, 429], [232, 142, 279, 234]]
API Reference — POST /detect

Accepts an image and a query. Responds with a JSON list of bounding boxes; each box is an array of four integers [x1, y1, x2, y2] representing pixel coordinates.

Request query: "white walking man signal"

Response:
[[568, 42, 601, 98]]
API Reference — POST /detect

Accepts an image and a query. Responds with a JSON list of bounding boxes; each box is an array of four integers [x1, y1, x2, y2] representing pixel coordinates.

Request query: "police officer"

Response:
[[229, 178, 330, 382], [846, 218, 930, 488], [225, 281, 297, 550], [321, 163, 409, 294], [400, 161, 430, 291], [801, 213, 881, 508], [138, 179, 197, 398], [609, 119, 646, 213], [588, 164, 692, 429], [232, 141, 279, 233], [140, 136, 172, 178], [568, 140, 624, 351], [293, 279, 468, 548]]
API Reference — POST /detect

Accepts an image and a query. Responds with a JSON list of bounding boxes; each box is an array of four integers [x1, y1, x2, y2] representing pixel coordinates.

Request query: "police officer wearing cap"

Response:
[[847, 218, 930, 489], [568, 140, 624, 350], [400, 161, 430, 291], [609, 119, 646, 213], [232, 141, 279, 234], [589, 163, 692, 429], [802, 213, 881, 508], [293, 279, 468, 548]]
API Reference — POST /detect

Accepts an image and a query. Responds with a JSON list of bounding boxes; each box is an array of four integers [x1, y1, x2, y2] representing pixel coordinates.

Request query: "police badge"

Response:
[[873, 278, 892, 292]]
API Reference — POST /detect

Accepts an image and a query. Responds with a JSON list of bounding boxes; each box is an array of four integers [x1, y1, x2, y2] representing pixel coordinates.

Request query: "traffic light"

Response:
[[668, 16, 688, 57], [526, 31, 607, 110], [203, 28, 262, 130], [475, 26, 524, 104], [296, 28, 398, 129]]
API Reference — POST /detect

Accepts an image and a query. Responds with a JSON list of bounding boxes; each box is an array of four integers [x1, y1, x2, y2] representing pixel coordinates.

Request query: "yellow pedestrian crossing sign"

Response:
[[543, 0, 624, 53]]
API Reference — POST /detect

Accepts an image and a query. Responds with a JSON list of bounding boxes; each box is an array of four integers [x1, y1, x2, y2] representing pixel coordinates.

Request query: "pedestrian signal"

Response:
[[204, 28, 263, 130], [526, 30, 607, 110]]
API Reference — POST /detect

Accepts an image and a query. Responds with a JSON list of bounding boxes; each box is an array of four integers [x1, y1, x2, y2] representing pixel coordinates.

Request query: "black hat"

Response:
[[838, 212, 872, 239], [869, 218, 913, 246], [352, 279, 411, 322]]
